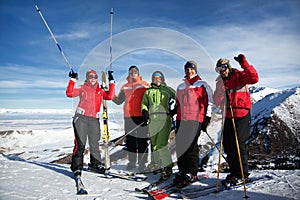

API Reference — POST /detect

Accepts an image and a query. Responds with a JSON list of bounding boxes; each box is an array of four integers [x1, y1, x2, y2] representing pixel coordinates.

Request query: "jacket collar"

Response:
[[185, 75, 201, 85]]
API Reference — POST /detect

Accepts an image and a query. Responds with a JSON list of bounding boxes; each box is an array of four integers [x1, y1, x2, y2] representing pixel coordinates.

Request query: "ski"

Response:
[[75, 175, 88, 195], [101, 70, 111, 175], [147, 173, 209, 200], [105, 171, 147, 182], [180, 175, 273, 199], [84, 167, 147, 182], [135, 176, 171, 194]]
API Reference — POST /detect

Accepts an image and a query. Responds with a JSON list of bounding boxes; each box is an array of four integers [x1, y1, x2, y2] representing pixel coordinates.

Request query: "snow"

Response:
[[1, 97, 300, 200]]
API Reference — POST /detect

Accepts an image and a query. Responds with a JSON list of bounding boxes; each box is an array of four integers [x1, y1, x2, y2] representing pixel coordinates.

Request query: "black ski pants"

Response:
[[124, 117, 149, 166], [71, 114, 101, 172], [175, 120, 202, 176], [223, 111, 251, 178]]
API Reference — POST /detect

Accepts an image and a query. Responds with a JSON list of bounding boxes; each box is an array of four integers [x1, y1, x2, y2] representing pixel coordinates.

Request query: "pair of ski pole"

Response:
[[216, 96, 248, 198], [35, 5, 114, 73]]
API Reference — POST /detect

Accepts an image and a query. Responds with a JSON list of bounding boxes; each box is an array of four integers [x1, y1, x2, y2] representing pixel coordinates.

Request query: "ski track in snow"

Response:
[[0, 152, 299, 200]]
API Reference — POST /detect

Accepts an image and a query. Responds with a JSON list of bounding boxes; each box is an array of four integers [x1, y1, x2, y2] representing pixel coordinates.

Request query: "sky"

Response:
[[0, 0, 299, 109]]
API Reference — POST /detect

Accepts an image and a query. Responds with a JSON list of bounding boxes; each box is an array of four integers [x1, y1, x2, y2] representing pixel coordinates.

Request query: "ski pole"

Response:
[[216, 101, 226, 191], [203, 130, 228, 163], [229, 105, 248, 198], [109, 8, 113, 71], [108, 122, 145, 154], [112, 122, 145, 146], [35, 5, 74, 72]]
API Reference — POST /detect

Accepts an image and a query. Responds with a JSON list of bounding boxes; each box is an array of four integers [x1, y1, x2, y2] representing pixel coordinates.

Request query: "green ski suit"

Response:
[[141, 83, 176, 168]]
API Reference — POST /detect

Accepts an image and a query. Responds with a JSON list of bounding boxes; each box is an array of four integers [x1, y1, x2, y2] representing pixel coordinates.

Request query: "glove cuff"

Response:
[[70, 78, 77, 82]]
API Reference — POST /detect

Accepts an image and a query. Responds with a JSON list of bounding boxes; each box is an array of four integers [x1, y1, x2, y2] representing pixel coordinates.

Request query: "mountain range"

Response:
[[247, 86, 300, 169]]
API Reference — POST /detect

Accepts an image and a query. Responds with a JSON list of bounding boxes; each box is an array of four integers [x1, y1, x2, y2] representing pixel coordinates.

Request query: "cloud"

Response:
[[56, 30, 90, 40], [185, 16, 300, 89]]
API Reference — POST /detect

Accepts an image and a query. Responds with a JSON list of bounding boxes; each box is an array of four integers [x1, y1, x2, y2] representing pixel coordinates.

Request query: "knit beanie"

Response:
[[184, 61, 197, 72], [128, 65, 139, 75]]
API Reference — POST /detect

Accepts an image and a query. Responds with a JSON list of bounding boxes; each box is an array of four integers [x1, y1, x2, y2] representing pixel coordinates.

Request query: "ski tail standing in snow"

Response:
[[101, 71, 111, 174], [66, 69, 115, 177], [213, 54, 259, 197], [174, 61, 213, 188], [113, 66, 150, 172], [141, 71, 176, 178]]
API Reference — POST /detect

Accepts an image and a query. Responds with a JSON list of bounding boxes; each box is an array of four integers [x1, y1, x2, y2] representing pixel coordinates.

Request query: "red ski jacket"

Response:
[[176, 75, 213, 123], [213, 63, 259, 118], [66, 79, 115, 118], [113, 75, 150, 118]]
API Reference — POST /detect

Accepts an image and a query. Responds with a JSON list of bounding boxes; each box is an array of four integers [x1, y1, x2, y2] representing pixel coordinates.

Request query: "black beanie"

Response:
[[184, 61, 197, 72], [128, 65, 139, 74]]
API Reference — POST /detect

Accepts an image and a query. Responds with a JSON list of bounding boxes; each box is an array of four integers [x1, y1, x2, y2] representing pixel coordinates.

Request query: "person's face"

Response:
[[87, 73, 98, 85], [220, 67, 230, 78], [153, 76, 162, 86], [129, 68, 139, 78], [185, 68, 197, 78], [215, 64, 229, 78]]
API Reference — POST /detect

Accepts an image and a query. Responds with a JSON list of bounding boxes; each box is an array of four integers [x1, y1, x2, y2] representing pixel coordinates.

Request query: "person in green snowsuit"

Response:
[[141, 71, 176, 180]]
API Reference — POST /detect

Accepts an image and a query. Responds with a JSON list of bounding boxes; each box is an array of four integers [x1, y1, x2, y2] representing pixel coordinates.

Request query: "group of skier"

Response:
[[66, 53, 259, 188]]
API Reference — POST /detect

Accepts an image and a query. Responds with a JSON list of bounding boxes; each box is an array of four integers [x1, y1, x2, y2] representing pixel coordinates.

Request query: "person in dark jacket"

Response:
[[174, 61, 213, 187], [66, 69, 115, 176], [213, 54, 259, 186], [113, 66, 150, 172]]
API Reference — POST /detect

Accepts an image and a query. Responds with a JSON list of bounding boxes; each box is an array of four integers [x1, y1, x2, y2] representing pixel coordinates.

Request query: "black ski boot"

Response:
[[88, 163, 105, 174]]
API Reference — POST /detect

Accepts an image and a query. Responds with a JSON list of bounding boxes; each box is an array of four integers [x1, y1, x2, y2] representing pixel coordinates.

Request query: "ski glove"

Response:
[[234, 54, 249, 68], [69, 70, 78, 80], [108, 71, 114, 81], [142, 109, 150, 126], [201, 116, 211, 132]]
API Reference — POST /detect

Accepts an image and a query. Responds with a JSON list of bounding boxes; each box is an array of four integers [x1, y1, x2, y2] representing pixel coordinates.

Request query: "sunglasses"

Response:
[[129, 70, 138, 75], [215, 64, 228, 73], [88, 74, 98, 79]]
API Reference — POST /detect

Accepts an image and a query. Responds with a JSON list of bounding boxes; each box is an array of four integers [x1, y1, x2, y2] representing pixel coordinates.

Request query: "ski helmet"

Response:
[[151, 71, 165, 83]]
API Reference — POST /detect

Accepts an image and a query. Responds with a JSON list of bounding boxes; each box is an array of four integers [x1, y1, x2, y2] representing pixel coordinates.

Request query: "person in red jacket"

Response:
[[174, 61, 213, 187], [213, 54, 259, 186], [66, 69, 115, 176], [113, 66, 150, 172]]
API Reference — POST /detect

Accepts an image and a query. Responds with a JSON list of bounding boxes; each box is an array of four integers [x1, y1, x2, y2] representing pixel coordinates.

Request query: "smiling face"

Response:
[[153, 76, 162, 86], [129, 68, 139, 79], [87, 73, 98, 85], [219, 67, 230, 78], [185, 67, 197, 78]]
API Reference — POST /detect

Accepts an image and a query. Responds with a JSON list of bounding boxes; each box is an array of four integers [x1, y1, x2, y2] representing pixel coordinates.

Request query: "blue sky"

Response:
[[0, 0, 299, 109]]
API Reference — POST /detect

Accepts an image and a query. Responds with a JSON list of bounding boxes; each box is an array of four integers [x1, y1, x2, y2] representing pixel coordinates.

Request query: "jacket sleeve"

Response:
[[113, 88, 125, 105], [213, 77, 225, 107], [141, 90, 149, 111], [103, 82, 115, 100], [239, 62, 259, 85], [66, 79, 81, 98], [203, 83, 213, 118]]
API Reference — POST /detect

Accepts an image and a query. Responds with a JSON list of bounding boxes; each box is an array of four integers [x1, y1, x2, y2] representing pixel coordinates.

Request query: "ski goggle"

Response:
[[88, 74, 98, 79], [215, 64, 228, 73]]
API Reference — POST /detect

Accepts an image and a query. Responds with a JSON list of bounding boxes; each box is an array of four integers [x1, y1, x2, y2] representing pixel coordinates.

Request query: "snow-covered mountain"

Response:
[[248, 86, 300, 169]]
